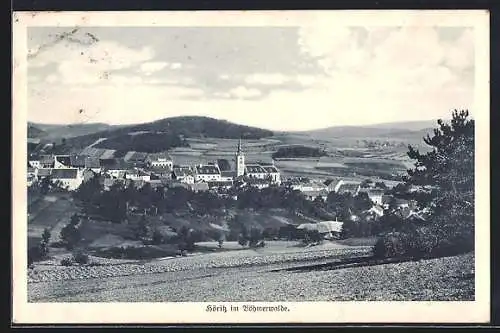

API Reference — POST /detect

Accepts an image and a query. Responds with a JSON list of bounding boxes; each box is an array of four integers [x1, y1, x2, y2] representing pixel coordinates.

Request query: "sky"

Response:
[[26, 25, 475, 131]]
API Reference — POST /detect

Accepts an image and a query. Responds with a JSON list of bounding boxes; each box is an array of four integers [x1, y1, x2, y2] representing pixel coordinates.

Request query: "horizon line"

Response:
[[28, 115, 447, 132]]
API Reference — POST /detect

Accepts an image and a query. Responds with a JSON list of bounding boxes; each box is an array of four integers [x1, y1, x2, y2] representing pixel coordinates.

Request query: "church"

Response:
[[232, 139, 281, 186]]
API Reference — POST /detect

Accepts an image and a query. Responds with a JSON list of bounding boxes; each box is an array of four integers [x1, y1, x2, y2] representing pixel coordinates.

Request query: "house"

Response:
[[39, 155, 55, 168], [243, 177, 271, 189], [149, 166, 173, 180], [50, 168, 84, 191], [70, 155, 87, 169], [207, 180, 233, 190], [359, 188, 385, 205], [260, 164, 281, 185], [297, 221, 344, 239], [102, 177, 130, 191], [146, 153, 173, 169], [244, 164, 268, 179], [172, 166, 195, 184], [289, 178, 327, 192], [194, 163, 222, 183], [35, 168, 52, 179], [335, 180, 361, 195], [366, 205, 384, 218], [54, 155, 72, 169], [102, 159, 130, 178], [125, 169, 151, 182], [324, 179, 341, 193], [382, 195, 411, 209], [302, 189, 329, 201], [124, 151, 148, 167], [85, 157, 102, 173], [220, 170, 236, 182], [189, 182, 210, 193], [27, 168, 37, 186], [28, 155, 41, 169]]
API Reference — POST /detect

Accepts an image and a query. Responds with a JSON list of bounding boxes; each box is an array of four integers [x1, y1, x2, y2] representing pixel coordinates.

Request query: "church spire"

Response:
[[237, 138, 242, 154]]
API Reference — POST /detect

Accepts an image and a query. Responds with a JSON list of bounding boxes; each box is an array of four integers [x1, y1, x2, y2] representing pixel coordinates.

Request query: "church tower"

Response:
[[235, 138, 245, 177]]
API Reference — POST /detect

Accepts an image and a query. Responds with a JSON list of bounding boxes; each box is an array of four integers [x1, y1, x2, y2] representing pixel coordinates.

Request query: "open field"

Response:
[[28, 241, 474, 302], [27, 193, 79, 248]]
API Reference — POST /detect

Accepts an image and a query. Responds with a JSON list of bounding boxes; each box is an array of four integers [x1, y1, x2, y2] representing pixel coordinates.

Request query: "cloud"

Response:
[[244, 73, 289, 85], [140, 62, 168, 75], [297, 26, 474, 95], [27, 26, 475, 130], [29, 38, 155, 85], [228, 86, 262, 99]]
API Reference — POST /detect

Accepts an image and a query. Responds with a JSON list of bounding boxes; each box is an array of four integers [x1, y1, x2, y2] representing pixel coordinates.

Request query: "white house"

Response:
[[28, 158, 41, 169], [297, 221, 344, 239], [194, 164, 222, 183], [245, 164, 268, 179], [335, 180, 361, 195], [53, 155, 72, 169], [360, 189, 385, 205], [147, 153, 173, 169], [261, 164, 281, 185], [51, 168, 84, 191], [125, 169, 151, 182], [172, 166, 195, 184]]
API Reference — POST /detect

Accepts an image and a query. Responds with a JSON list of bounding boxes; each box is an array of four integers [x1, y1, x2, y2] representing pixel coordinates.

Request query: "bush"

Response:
[[60, 222, 81, 250], [249, 228, 263, 248], [373, 223, 473, 260], [72, 251, 89, 265], [151, 229, 164, 245], [238, 234, 248, 247], [373, 232, 410, 259], [60, 257, 73, 266]]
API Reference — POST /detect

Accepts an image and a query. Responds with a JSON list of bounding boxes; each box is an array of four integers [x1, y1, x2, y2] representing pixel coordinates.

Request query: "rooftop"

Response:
[[245, 165, 267, 174], [196, 165, 221, 175], [173, 166, 194, 177], [55, 155, 72, 167], [147, 152, 173, 161], [51, 168, 79, 179], [262, 166, 279, 173]]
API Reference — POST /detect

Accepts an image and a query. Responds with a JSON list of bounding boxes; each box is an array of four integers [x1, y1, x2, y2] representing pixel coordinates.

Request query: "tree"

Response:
[[60, 221, 81, 250], [152, 228, 164, 245], [134, 215, 150, 240], [238, 225, 249, 247], [354, 192, 373, 212], [248, 228, 263, 247], [178, 226, 195, 251], [42, 228, 51, 245], [376, 110, 475, 257], [40, 177, 51, 195]]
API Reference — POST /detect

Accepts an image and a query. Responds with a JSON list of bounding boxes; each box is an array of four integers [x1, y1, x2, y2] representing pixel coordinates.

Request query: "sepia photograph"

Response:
[[12, 10, 490, 324]]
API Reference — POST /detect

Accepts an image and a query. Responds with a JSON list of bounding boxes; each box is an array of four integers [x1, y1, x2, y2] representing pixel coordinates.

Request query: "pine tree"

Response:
[[404, 110, 475, 253]]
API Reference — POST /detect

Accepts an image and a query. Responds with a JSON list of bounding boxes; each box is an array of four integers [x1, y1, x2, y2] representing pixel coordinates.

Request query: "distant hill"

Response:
[[296, 120, 437, 142], [27, 125, 47, 138], [28, 122, 118, 139], [66, 116, 275, 152]]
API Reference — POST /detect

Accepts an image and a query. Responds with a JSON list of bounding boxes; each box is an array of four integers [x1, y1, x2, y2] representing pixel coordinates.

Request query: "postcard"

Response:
[[12, 10, 490, 324]]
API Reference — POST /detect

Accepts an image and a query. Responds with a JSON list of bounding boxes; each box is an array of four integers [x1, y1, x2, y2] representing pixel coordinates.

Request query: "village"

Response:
[[27, 137, 424, 243]]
